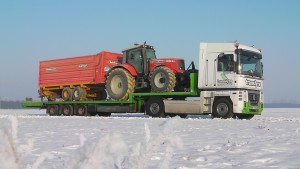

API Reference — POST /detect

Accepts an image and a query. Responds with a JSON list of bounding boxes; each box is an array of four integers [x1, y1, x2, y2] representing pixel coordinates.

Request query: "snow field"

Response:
[[0, 108, 300, 169]]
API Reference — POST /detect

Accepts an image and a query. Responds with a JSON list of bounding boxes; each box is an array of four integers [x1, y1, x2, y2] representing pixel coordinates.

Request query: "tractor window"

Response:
[[128, 50, 143, 73], [218, 54, 234, 71], [146, 49, 156, 59]]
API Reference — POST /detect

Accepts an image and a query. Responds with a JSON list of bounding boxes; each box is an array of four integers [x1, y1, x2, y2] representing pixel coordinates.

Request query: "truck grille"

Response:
[[248, 93, 260, 106]]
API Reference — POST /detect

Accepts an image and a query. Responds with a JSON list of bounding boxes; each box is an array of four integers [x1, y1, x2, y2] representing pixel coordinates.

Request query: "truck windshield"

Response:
[[239, 51, 263, 78], [146, 49, 156, 59]]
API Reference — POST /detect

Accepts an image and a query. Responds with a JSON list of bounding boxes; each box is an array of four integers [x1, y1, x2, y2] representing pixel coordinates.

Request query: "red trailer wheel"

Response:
[[62, 87, 73, 101]]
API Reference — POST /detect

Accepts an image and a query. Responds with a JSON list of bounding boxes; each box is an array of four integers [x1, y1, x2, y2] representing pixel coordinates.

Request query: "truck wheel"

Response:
[[62, 87, 73, 101], [236, 114, 254, 120], [73, 87, 87, 101], [47, 105, 59, 116], [106, 68, 135, 100], [146, 97, 165, 118], [62, 105, 73, 116], [150, 66, 176, 92], [75, 105, 89, 116], [97, 112, 111, 117], [212, 98, 233, 119], [179, 114, 188, 118]]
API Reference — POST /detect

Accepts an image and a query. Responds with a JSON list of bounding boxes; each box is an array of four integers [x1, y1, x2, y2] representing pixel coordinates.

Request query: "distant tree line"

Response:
[[0, 101, 23, 109]]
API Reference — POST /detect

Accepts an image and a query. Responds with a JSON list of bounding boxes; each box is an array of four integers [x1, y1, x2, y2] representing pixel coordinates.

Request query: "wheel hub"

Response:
[[150, 103, 160, 114], [64, 108, 70, 115], [217, 103, 229, 116], [111, 75, 123, 94], [78, 107, 84, 115], [154, 72, 166, 88]]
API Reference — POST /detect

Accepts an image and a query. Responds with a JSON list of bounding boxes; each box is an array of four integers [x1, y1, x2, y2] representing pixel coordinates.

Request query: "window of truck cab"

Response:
[[238, 50, 263, 78], [218, 54, 234, 72]]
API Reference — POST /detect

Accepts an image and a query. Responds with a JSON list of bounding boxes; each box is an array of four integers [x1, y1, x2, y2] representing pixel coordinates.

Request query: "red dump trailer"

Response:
[[39, 51, 122, 101]]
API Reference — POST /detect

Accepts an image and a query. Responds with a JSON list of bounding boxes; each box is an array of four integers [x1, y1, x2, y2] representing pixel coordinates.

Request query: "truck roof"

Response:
[[200, 42, 262, 55], [122, 43, 154, 52]]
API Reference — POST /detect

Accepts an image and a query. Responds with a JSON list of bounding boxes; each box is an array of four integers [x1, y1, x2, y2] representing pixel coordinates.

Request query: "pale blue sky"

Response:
[[0, 0, 299, 102]]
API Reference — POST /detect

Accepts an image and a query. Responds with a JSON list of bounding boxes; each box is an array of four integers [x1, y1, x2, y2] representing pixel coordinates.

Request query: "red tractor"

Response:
[[105, 43, 185, 100]]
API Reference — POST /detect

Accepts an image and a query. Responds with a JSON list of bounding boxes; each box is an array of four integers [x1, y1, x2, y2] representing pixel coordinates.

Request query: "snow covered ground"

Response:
[[1, 108, 300, 169]]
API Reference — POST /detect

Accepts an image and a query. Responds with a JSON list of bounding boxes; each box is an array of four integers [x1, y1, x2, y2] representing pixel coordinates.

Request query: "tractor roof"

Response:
[[122, 43, 154, 52]]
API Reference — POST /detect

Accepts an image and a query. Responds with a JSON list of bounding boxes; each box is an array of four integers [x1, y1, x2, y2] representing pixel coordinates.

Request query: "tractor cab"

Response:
[[105, 42, 184, 100], [121, 43, 156, 75]]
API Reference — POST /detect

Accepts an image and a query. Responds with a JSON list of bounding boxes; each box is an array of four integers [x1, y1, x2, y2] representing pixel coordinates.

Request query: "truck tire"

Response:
[[212, 98, 233, 119], [62, 87, 73, 101], [106, 68, 135, 100], [146, 97, 165, 118], [150, 66, 176, 92], [62, 105, 73, 116], [72, 87, 87, 101], [97, 112, 111, 117], [236, 114, 254, 120], [47, 105, 59, 116], [75, 105, 89, 116]]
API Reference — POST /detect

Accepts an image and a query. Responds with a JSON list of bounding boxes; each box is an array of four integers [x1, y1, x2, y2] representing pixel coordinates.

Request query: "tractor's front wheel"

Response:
[[150, 66, 176, 92], [105, 68, 135, 100]]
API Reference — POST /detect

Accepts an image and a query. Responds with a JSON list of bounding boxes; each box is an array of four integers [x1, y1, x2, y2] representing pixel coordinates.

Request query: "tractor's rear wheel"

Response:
[[105, 68, 135, 100], [150, 66, 176, 92]]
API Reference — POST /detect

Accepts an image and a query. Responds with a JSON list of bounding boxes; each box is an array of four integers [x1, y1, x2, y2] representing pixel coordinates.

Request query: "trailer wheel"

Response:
[[62, 105, 73, 116], [146, 97, 165, 118], [106, 68, 135, 100], [75, 105, 89, 116], [236, 114, 254, 120], [212, 98, 233, 119], [47, 105, 59, 116], [73, 87, 87, 101], [150, 66, 176, 92], [62, 87, 73, 101]]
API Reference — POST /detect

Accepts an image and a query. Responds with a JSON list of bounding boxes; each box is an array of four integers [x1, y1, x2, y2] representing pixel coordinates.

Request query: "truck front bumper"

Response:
[[242, 102, 263, 115]]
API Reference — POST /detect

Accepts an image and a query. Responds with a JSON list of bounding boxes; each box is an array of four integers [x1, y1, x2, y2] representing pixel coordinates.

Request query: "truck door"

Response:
[[216, 53, 235, 87], [128, 49, 143, 74]]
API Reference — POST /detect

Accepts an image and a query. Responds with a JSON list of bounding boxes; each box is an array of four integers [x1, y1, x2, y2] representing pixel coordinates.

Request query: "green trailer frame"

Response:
[[22, 73, 199, 114]]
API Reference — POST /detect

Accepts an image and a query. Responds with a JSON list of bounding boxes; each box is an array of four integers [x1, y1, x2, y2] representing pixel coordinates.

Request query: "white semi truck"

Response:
[[164, 42, 263, 119], [23, 41, 264, 119]]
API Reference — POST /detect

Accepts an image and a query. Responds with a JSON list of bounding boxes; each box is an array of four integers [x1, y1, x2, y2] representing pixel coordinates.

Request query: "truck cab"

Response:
[[163, 42, 263, 119], [198, 42, 264, 118]]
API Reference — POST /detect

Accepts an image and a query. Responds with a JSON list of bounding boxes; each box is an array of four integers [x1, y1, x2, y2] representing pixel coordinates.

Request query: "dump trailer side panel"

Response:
[[39, 51, 122, 86]]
